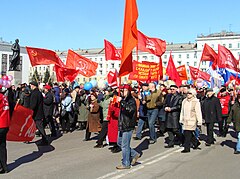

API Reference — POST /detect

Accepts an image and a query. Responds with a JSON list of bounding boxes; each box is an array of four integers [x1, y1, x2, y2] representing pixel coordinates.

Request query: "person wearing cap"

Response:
[[83, 92, 101, 141], [179, 88, 202, 153], [116, 84, 140, 170], [43, 85, 57, 137], [217, 87, 231, 137], [202, 88, 222, 146], [133, 83, 149, 140], [94, 87, 113, 148], [164, 84, 184, 148], [0, 86, 11, 174], [227, 93, 240, 154], [61, 88, 73, 133], [29, 81, 49, 146]]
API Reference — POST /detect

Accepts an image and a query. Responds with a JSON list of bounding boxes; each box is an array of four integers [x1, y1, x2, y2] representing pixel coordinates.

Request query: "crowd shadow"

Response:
[[8, 143, 55, 172], [220, 140, 236, 151]]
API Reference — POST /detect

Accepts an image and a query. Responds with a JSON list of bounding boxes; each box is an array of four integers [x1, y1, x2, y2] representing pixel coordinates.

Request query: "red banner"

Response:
[[129, 61, 159, 81], [176, 65, 188, 80], [7, 105, 36, 142], [104, 39, 122, 60]]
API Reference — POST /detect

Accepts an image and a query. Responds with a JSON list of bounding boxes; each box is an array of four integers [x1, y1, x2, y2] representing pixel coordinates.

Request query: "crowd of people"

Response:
[[1, 80, 240, 173]]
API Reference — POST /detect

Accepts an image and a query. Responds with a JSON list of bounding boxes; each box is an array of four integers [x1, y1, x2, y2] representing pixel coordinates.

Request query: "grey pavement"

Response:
[[3, 125, 240, 179]]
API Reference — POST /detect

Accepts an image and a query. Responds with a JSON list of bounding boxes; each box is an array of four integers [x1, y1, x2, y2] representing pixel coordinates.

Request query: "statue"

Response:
[[9, 39, 20, 71]]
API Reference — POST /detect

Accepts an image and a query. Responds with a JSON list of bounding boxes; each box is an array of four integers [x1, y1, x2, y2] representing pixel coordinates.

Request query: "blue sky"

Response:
[[1, 0, 239, 51]]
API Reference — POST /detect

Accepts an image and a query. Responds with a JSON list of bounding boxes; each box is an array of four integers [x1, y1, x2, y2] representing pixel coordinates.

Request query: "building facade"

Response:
[[1, 31, 240, 85]]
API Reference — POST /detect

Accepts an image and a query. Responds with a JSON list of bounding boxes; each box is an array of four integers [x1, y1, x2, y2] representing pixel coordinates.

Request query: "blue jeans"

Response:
[[237, 132, 240, 152], [147, 109, 159, 141], [136, 118, 146, 139], [117, 131, 138, 167]]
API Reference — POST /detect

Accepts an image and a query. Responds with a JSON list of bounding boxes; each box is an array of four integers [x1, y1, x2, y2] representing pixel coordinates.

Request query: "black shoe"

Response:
[[181, 149, 190, 153], [94, 144, 103, 148], [133, 137, 141, 140], [158, 132, 165, 137], [165, 145, 174, 148], [83, 139, 90, 141], [234, 150, 240, 154], [149, 140, 156, 144], [205, 142, 211, 146], [193, 141, 201, 150], [112, 147, 121, 153], [0, 169, 8, 174]]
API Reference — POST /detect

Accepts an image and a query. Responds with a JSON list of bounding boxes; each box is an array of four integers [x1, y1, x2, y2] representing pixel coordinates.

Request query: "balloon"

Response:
[[98, 79, 107, 90], [2, 80, 7, 87], [7, 75, 13, 81], [5, 81, 11, 88], [90, 80, 98, 88], [2, 75, 8, 81], [0, 78, 3, 85], [84, 82, 93, 91]]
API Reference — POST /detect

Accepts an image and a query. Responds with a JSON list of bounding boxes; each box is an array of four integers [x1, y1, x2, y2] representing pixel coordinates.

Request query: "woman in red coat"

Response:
[[0, 86, 11, 174]]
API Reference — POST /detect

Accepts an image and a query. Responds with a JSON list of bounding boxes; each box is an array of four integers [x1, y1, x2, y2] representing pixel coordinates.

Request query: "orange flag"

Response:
[[119, 0, 138, 77], [176, 65, 188, 81]]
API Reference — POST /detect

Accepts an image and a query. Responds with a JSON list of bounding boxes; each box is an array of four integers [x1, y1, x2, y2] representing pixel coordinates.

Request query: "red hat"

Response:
[[121, 84, 132, 91], [44, 85, 52, 90]]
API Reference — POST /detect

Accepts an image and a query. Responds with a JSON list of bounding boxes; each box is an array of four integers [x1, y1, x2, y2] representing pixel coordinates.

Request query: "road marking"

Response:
[[97, 147, 181, 179]]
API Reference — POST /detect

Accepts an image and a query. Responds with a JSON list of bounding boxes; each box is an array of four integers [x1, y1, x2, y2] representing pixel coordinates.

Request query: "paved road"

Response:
[[3, 126, 240, 179]]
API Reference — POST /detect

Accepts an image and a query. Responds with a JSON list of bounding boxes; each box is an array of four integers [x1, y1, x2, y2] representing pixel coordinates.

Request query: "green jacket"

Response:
[[227, 101, 240, 132], [100, 95, 112, 121]]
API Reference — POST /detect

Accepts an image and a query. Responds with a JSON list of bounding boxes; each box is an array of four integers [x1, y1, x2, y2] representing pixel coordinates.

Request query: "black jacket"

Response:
[[30, 88, 44, 120], [202, 95, 222, 123], [165, 93, 182, 129], [118, 95, 137, 132], [43, 91, 54, 117]]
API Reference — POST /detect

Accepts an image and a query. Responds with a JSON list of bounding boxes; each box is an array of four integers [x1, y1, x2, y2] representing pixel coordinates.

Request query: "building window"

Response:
[[111, 63, 114, 68], [223, 44, 226, 47], [83, 78, 86, 82], [179, 54, 181, 58], [142, 56, 148, 60], [39, 67, 41, 70], [100, 58, 102, 61], [187, 62, 190, 66], [44, 67, 46, 70], [119, 64, 121, 67], [163, 61, 167, 66], [202, 61, 206, 65], [89, 78, 91, 81], [106, 64, 108, 68], [238, 43, 240, 48], [172, 55, 174, 59], [229, 43, 232, 48], [211, 44, 214, 49], [194, 51, 197, 58], [164, 55, 167, 59], [151, 56, 154, 60], [194, 61, 197, 66], [99, 63, 102, 68], [99, 70, 103, 75], [177, 61, 181, 66], [186, 54, 189, 59]]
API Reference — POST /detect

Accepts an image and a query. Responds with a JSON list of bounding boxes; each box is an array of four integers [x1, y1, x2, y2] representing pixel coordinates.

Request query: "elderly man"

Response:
[[164, 85, 183, 148], [202, 88, 222, 146]]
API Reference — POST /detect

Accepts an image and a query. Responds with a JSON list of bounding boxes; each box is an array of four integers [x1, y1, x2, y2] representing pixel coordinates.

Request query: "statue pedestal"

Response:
[[7, 71, 22, 85]]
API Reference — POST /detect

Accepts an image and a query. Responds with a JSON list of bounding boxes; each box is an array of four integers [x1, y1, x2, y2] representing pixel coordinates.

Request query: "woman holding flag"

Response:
[[0, 86, 10, 174]]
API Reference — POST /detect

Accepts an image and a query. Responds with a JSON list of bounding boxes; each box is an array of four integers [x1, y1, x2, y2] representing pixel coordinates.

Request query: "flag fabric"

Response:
[[137, 30, 166, 57], [159, 57, 163, 79], [189, 66, 211, 81], [176, 65, 188, 80], [200, 43, 218, 70], [166, 53, 182, 86], [7, 104, 36, 142], [107, 69, 118, 88], [26, 46, 64, 67], [66, 49, 98, 77], [104, 39, 122, 60], [218, 44, 239, 72], [54, 64, 80, 82], [119, 0, 138, 77]]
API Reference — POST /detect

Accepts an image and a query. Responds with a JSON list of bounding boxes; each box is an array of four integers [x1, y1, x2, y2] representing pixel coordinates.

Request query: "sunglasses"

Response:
[[170, 88, 176, 90], [187, 92, 192, 95]]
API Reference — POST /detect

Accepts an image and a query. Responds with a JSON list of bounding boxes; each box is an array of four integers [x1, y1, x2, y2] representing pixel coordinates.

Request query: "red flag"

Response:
[[218, 44, 239, 72], [66, 49, 98, 77], [138, 30, 166, 57], [119, 0, 138, 77], [26, 47, 64, 67], [54, 64, 80, 82], [189, 66, 211, 81], [7, 104, 36, 142], [107, 69, 118, 88], [200, 43, 218, 70], [166, 53, 182, 86], [104, 39, 122, 60], [159, 57, 163, 79], [176, 65, 188, 81]]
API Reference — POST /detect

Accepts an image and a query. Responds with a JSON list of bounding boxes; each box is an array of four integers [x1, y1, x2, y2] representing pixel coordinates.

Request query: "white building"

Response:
[[1, 31, 240, 84]]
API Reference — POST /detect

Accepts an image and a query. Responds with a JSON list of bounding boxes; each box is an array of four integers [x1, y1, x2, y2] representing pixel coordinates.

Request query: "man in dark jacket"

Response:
[[202, 88, 222, 146], [116, 84, 140, 170], [43, 85, 57, 137], [29, 81, 49, 146], [164, 85, 183, 148]]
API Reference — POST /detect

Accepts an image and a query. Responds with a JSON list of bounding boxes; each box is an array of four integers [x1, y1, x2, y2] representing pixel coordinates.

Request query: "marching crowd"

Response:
[[1, 80, 240, 173]]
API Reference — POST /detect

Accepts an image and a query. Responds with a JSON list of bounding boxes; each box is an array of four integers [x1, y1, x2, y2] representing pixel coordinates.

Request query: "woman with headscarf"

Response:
[[180, 88, 202, 153]]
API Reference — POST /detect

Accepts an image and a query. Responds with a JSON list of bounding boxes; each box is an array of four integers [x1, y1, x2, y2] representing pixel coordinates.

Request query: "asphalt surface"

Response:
[[3, 125, 240, 179]]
